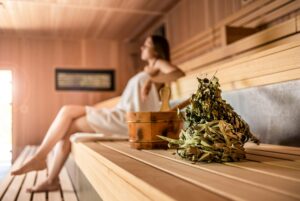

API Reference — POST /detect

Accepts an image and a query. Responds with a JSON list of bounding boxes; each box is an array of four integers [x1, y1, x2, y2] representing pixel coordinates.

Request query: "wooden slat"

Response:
[[220, 67, 300, 91], [73, 146, 126, 201], [172, 29, 221, 58], [173, 66, 300, 99], [246, 153, 300, 170], [206, 42, 300, 83], [246, 149, 300, 160], [47, 150, 63, 201], [170, 0, 272, 52], [3, 147, 38, 201], [74, 145, 141, 201], [219, 31, 300, 65], [169, 0, 296, 63], [297, 15, 300, 32], [173, 38, 222, 65], [59, 167, 78, 201], [48, 189, 61, 201], [143, 147, 300, 200], [225, 161, 300, 182], [230, 0, 292, 26], [180, 17, 297, 72], [214, 0, 273, 28], [73, 141, 226, 201], [32, 170, 47, 201], [172, 38, 300, 98], [17, 171, 37, 201], [0, 146, 32, 200], [0, 0, 178, 40], [101, 142, 299, 201], [247, 0, 300, 27], [0, 145, 77, 201], [171, 28, 219, 53], [245, 143, 300, 155]]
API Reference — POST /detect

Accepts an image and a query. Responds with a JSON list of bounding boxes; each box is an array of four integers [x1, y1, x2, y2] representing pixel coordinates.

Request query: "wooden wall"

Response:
[[0, 36, 135, 160], [135, 0, 242, 52], [166, 0, 242, 48], [135, 0, 300, 95], [134, 0, 300, 146], [3, 0, 300, 159]]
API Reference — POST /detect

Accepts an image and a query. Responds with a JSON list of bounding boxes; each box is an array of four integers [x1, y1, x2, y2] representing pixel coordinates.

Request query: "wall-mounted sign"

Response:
[[55, 68, 115, 91]]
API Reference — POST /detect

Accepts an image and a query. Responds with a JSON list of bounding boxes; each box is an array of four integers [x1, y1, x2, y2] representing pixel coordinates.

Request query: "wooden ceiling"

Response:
[[0, 0, 178, 41]]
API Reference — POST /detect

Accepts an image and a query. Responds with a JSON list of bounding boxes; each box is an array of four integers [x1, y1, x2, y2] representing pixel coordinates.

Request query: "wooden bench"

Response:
[[71, 141, 300, 201], [0, 146, 78, 201], [67, 22, 300, 200], [171, 39, 300, 99]]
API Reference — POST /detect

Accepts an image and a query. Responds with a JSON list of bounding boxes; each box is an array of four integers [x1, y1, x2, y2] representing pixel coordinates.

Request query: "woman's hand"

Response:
[[141, 78, 152, 101]]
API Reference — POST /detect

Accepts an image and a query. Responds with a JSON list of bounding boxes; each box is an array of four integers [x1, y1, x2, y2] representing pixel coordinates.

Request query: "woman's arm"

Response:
[[150, 69, 185, 83], [141, 59, 185, 101]]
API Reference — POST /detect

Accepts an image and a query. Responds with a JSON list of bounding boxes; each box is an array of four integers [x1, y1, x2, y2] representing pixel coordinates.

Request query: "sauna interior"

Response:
[[0, 0, 300, 201]]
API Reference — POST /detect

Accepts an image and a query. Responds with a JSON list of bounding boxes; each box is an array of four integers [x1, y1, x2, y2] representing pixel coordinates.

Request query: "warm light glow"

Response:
[[0, 70, 12, 104], [0, 70, 12, 163]]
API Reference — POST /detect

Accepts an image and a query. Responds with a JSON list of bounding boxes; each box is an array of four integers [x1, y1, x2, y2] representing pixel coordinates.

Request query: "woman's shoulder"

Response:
[[156, 59, 183, 74]]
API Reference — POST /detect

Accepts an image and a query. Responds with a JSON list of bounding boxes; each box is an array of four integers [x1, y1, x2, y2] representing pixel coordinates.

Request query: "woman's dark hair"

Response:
[[151, 35, 170, 61]]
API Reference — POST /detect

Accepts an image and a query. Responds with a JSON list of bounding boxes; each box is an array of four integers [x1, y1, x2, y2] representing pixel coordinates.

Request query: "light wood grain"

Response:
[[230, 0, 293, 27], [246, 149, 300, 160], [225, 161, 300, 182], [59, 167, 78, 201], [247, 0, 300, 28], [73, 144, 147, 201], [171, 39, 300, 99], [161, 0, 300, 64], [0, 0, 178, 40], [32, 170, 47, 201], [179, 17, 297, 72], [17, 171, 37, 201], [72, 141, 226, 201], [245, 143, 300, 155], [0, 146, 31, 199], [48, 190, 61, 201], [1, 147, 33, 201], [171, 29, 221, 59], [101, 141, 300, 201], [1, 145, 77, 201], [0, 36, 134, 161], [165, 0, 242, 48], [245, 153, 300, 170], [297, 15, 300, 32], [143, 147, 300, 200]]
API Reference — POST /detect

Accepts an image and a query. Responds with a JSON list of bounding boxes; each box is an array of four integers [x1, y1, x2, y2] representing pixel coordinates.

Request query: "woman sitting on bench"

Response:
[[11, 35, 185, 192]]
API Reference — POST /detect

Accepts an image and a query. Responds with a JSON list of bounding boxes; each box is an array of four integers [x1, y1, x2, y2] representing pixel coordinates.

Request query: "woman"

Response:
[[11, 35, 185, 192]]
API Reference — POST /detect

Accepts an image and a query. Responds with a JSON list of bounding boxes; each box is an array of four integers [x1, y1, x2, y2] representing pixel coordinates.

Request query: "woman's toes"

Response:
[[26, 179, 60, 193], [11, 159, 47, 176]]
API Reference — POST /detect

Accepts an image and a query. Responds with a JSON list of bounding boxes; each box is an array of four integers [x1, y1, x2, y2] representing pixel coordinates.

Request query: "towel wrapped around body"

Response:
[[85, 71, 161, 135]]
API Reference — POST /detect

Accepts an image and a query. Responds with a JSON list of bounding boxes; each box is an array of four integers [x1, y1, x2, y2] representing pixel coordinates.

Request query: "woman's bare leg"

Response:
[[11, 105, 87, 175], [27, 116, 94, 192]]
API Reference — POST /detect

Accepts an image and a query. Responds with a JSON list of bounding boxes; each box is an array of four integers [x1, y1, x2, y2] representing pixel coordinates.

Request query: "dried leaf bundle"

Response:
[[158, 76, 260, 162]]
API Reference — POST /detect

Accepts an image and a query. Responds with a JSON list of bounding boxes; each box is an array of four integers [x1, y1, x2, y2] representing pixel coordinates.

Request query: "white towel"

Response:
[[85, 71, 160, 135], [70, 133, 128, 143]]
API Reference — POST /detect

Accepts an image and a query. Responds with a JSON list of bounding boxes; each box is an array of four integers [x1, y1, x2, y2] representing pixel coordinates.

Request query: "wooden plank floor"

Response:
[[0, 146, 78, 201], [72, 141, 300, 201]]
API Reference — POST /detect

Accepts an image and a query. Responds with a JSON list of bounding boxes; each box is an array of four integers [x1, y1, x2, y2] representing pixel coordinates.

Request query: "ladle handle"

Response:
[[169, 98, 190, 111]]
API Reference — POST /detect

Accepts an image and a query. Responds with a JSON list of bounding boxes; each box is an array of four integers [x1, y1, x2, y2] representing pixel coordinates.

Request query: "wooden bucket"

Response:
[[127, 111, 182, 149]]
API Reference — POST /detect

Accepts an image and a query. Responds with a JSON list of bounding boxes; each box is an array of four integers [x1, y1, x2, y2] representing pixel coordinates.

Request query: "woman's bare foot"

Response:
[[26, 178, 60, 193], [11, 158, 47, 175]]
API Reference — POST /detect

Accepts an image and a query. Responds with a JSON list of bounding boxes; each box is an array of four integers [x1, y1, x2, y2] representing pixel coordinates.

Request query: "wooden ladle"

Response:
[[159, 84, 190, 112]]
